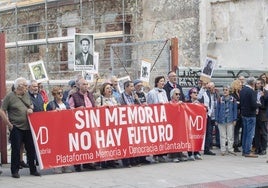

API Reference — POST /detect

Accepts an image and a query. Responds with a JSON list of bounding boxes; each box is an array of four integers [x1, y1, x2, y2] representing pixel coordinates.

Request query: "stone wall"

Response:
[[1, 0, 267, 87], [142, 0, 200, 67], [202, 0, 268, 70], [1, 0, 201, 83]]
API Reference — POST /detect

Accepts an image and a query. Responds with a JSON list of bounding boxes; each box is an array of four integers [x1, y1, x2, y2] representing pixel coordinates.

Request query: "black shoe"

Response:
[[74, 165, 82, 172], [30, 171, 41, 176], [12, 173, 20, 178], [254, 149, 260, 154], [106, 161, 117, 168], [259, 150, 266, 155], [140, 159, 151, 164], [82, 163, 96, 170], [20, 161, 29, 168], [234, 148, 241, 152], [204, 150, 216, 155]]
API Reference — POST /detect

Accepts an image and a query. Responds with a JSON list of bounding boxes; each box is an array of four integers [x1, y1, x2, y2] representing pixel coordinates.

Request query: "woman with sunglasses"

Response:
[[46, 86, 70, 111], [46, 86, 73, 174], [215, 86, 237, 156], [169, 88, 188, 162], [170, 88, 183, 104]]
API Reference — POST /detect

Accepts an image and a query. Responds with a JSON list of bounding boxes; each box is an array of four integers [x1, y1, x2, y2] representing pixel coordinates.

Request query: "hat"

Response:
[[68, 80, 76, 87], [133, 79, 142, 86]]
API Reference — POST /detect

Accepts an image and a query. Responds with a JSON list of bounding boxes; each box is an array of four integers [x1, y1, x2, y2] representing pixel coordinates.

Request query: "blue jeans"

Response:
[[242, 116, 256, 155]]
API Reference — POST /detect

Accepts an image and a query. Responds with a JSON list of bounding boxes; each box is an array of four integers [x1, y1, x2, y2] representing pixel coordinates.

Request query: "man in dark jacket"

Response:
[[28, 80, 45, 167], [254, 78, 267, 155], [29, 80, 44, 112], [240, 77, 258, 157], [163, 71, 185, 101]]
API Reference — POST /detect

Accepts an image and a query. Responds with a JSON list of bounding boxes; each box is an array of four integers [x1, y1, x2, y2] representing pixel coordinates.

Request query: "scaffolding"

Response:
[[0, 0, 140, 82]]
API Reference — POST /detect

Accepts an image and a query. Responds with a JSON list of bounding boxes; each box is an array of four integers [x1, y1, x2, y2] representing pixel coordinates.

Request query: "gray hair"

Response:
[[223, 85, 230, 90], [246, 77, 256, 86], [29, 80, 38, 85], [170, 88, 180, 99], [14, 77, 28, 89]]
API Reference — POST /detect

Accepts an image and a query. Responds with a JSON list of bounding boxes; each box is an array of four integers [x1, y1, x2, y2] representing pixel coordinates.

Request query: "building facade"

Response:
[[0, 0, 267, 87]]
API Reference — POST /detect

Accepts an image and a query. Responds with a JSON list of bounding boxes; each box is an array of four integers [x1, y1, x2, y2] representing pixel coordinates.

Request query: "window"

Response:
[[28, 25, 39, 53]]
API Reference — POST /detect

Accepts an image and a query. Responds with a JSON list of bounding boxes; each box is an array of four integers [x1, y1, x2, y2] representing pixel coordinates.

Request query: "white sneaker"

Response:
[[158, 156, 166, 163], [228, 151, 237, 156], [146, 155, 156, 163], [163, 155, 172, 162], [173, 158, 180, 163], [62, 166, 73, 173], [194, 154, 202, 160], [54, 167, 62, 174], [188, 155, 195, 161]]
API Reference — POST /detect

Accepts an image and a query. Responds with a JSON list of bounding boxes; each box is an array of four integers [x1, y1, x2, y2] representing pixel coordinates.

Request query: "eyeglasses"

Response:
[[175, 93, 181, 96]]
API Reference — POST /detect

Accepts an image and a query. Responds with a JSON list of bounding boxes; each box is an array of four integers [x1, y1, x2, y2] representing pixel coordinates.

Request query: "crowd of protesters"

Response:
[[0, 71, 268, 178]]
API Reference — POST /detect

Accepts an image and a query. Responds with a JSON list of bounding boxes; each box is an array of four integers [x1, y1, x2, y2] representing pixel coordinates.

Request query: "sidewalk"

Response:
[[0, 148, 268, 188]]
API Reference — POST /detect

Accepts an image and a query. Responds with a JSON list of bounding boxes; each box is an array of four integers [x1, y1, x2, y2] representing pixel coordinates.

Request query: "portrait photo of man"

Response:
[[75, 37, 93, 65], [29, 60, 48, 82], [33, 65, 46, 80], [74, 34, 96, 72]]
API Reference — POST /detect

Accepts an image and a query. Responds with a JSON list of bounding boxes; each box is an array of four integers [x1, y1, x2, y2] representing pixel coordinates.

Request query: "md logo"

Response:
[[36, 126, 48, 144], [189, 115, 204, 131]]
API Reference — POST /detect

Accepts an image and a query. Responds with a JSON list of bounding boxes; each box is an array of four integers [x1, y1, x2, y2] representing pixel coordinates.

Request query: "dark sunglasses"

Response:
[[57, 92, 63, 95], [175, 93, 181, 96]]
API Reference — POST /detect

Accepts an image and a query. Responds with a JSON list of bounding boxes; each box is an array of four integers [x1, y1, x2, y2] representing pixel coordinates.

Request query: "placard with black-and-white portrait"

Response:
[[140, 59, 151, 83], [29, 60, 48, 83], [74, 34, 97, 73]]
